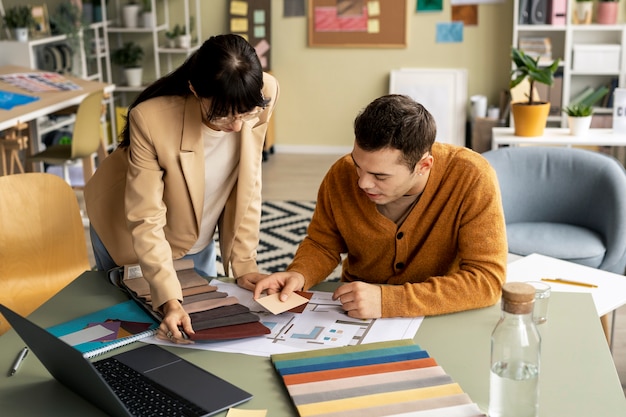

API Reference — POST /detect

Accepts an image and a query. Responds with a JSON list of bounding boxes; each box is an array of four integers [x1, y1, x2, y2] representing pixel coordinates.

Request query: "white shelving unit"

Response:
[[106, 0, 201, 101], [0, 5, 116, 150], [512, 0, 626, 127]]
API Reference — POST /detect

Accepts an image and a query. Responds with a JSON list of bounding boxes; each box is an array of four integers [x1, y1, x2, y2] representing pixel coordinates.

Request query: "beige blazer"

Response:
[[85, 73, 279, 308]]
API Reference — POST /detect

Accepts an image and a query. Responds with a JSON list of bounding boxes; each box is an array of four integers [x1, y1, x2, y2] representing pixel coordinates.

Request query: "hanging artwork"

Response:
[[308, 0, 407, 48]]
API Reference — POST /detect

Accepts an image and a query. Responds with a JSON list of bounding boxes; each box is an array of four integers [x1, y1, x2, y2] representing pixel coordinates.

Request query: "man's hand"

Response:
[[236, 272, 269, 291], [333, 281, 382, 319], [253, 271, 306, 301], [156, 299, 194, 344]]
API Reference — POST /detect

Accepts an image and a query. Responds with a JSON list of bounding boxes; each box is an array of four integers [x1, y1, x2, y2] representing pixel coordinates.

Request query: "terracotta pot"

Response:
[[596, 2, 618, 25], [511, 102, 550, 137]]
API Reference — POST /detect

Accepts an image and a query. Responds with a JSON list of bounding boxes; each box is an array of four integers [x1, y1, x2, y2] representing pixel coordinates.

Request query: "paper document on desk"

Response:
[[144, 280, 423, 357]]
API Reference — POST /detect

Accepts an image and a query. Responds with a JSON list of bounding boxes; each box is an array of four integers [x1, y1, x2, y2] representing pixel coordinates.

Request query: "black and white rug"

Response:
[[217, 201, 341, 280]]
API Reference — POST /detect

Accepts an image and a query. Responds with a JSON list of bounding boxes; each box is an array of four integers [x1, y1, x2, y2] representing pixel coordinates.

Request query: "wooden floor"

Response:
[[79, 151, 626, 396]]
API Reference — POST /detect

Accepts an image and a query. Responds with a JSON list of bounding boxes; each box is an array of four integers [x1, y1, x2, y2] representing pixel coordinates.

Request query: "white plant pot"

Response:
[[176, 34, 191, 49], [124, 67, 143, 87], [142, 11, 155, 28], [568, 115, 592, 136], [122, 4, 141, 28], [14, 28, 28, 42], [166, 38, 177, 48]]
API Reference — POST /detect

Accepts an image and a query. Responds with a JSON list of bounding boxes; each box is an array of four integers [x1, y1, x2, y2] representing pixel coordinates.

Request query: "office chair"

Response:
[[0, 173, 90, 335], [483, 146, 626, 345], [29, 90, 105, 186]]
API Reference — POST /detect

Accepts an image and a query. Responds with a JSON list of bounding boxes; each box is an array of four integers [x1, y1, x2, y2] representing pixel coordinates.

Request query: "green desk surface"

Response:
[[0, 272, 624, 416]]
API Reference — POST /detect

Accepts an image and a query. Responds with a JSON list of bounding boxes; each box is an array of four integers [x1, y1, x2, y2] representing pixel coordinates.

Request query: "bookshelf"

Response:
[[512, 0, 626, 128]]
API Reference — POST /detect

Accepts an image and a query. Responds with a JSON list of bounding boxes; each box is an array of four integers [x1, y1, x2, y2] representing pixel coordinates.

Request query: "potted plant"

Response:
[[111, 41, 144, 87], [596, 0, 619, 25], [3, 5, 35, 42], [510, 47, 560, 137], [165, 25, 180, 48], [563, 87, 608, 136], [122, 1, 141, 28], [573, 0, 593, 24], [141, 0, 154, 28]]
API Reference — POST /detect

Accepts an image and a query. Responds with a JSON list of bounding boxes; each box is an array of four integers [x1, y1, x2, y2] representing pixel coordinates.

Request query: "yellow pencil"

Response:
[[541, 278, 598, 288]]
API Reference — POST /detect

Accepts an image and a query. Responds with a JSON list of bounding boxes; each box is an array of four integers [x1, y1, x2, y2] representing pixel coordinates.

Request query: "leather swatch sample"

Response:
[[190, 312, 260, 330], [182, 296, 239, 314], [190, 321, 271, 341], [182, 291, 228, 305]]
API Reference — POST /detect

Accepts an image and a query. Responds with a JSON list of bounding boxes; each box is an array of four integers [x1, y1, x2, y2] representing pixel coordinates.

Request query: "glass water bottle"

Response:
[[489, 282, 541, 417]]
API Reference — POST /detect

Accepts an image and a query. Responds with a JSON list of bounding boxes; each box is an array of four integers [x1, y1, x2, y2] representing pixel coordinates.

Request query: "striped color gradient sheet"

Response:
[[271, 340, 485, 417]]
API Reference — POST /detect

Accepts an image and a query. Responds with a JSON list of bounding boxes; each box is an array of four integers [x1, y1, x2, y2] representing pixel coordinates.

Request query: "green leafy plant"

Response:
[[165, 24, 181, 39], [3, 5, 35, 29], [563, 86, 609, 117], [510, 47, 560, 105], [111, 42, 144, 68], [142, 0, 152, 12]]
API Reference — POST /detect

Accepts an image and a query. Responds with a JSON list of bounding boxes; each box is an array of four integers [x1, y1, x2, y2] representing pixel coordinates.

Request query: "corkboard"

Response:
[[308, 0, 407, 48]]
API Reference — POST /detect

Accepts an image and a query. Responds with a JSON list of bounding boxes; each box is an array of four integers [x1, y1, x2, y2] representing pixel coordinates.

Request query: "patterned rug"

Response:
[[217, 201, 341, 280]]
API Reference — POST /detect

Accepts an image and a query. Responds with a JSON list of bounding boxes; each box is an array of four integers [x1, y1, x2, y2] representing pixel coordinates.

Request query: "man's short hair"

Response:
[[354, 94, 437, 170]]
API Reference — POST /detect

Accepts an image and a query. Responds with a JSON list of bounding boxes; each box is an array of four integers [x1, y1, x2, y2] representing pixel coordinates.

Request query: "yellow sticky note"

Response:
[[231, 18, 249, 32], [230, 1, 248, 16], [226, 408, 267, 417], [368, 1, 381, 17], [368, 19, 380, 33]]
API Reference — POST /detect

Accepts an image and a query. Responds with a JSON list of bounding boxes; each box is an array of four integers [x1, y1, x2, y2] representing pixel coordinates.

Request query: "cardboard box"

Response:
[[573, 44, 621, 72]]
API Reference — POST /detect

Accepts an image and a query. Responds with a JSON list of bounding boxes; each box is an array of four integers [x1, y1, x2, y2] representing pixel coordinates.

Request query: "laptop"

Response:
[[0, 304, 252, 417]]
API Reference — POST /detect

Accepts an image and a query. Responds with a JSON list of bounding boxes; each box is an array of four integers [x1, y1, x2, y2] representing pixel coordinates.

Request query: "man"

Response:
[[239, 94, 507, 318]]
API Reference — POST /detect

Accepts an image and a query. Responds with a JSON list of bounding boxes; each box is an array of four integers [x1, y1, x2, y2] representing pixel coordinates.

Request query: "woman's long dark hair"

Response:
[[118, 34, 270, 147]]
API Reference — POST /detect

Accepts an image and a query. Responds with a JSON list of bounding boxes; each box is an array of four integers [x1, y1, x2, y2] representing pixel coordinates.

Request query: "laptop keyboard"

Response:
[[94, 357, 207, 417]]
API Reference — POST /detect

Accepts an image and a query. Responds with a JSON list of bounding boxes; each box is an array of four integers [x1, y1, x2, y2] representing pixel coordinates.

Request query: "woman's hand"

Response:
[[156, 299, 195, 344]]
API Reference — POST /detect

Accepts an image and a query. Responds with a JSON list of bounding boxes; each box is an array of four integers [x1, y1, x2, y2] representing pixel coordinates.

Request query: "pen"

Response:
[[9, 347, 28, 376], [541, 278, 598, 288]]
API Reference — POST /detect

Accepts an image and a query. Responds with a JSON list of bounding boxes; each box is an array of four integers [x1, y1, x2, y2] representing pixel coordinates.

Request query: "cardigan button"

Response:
[[395, 262, 405, 269], [397, 232, 404, 239]]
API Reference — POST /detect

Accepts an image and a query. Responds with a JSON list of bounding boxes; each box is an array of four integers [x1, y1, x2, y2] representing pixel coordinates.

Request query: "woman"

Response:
[[84, 34, 279, 343]]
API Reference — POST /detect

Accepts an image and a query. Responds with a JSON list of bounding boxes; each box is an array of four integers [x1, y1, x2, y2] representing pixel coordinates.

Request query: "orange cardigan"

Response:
[[288, 143, 507, 317]]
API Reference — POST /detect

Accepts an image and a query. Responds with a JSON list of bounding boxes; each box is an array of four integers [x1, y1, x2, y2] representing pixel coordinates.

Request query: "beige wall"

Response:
[[4, 0, 514, 149], [187, 1, 515, 150]]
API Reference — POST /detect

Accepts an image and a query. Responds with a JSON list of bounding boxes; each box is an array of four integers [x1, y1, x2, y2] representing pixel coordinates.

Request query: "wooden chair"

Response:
[[29, 90, 105, 186], [0, 122, 28, 175], [0, 173, 90, 335]]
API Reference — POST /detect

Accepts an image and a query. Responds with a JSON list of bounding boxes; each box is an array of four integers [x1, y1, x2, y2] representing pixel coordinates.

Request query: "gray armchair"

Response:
[[482, 146, 626, 275]]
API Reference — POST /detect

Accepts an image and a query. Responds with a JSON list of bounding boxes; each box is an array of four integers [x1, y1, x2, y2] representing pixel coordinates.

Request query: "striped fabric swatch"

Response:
[[271, 340, 485, 417]]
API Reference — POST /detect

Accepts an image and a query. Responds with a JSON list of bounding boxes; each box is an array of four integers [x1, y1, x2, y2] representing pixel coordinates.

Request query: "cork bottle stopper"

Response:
[[501, 282, 535, 314]]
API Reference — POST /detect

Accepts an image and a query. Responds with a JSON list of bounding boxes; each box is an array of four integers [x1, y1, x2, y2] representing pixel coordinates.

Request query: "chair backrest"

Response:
[[482, 146, 626, 272], [0, 173, 90, 335], [71, 90, 105, 159]]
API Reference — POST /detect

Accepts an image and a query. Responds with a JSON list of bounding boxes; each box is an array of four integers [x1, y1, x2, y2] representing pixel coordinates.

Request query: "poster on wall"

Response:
[[229, 0, 272, 70], [308, 0, 407, 48]]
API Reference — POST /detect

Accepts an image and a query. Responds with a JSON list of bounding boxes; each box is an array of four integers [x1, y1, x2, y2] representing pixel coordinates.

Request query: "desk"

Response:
[[0, 65, 115, 164], [491, 127, 626, 150], [0, 272, 624, 416]]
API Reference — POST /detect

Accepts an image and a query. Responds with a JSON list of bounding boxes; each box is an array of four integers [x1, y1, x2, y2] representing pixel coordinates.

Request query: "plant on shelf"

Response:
[[3, 5, 35, 29], [3, 5, 35, 42], [509, 47, 560, 137], [562, 87, 608, 136], [165, 24, 181, 47], [50, 1, 90, 59], [597, 0, 619, 24], [111, 41, 144, 68], [111, 41, 144, 87], [573, 0, 593, 24]]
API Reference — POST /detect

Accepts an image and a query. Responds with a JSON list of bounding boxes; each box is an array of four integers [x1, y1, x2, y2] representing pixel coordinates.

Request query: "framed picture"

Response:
[[308, 0, 407, 48], [31, 5, 50, 37]]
